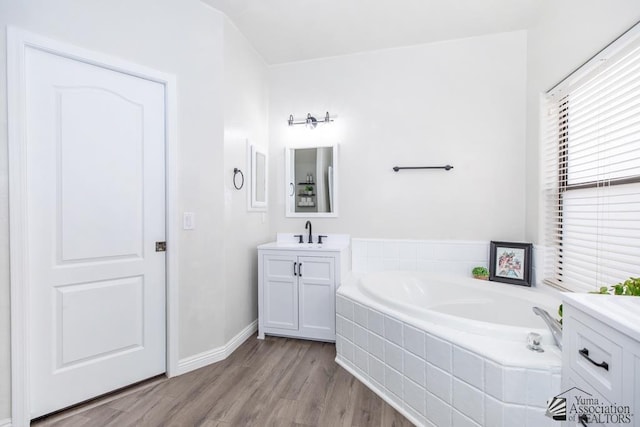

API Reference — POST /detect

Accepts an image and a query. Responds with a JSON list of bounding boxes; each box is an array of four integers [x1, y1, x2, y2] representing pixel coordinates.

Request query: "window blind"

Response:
[[543, 22, 640, 293]]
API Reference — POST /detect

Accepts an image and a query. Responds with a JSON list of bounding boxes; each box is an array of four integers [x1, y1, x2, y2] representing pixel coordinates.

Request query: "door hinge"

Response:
[[155, 241, 167, 252]]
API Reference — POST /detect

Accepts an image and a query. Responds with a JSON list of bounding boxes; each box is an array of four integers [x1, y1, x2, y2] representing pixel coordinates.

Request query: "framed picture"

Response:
[[489, 241, 533, 286]]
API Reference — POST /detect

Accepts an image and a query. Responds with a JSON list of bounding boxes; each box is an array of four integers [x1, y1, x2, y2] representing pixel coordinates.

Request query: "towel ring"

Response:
[[233, 168, 244, 190]]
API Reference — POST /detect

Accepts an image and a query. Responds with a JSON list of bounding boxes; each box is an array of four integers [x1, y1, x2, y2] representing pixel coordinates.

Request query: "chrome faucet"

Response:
[[532, 307, 563, 350], [305, 220, 312, 243]]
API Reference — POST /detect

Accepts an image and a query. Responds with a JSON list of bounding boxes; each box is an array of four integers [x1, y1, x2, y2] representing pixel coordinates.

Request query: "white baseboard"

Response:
[[0, 418, 12, 427], [176, 320, 257, 375]]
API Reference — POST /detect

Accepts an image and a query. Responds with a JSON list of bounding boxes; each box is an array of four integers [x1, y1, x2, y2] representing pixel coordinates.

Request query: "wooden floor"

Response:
[[32, 336, 413, 427]]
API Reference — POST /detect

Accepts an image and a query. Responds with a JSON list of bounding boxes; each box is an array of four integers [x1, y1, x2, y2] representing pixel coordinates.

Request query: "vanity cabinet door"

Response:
[[262, 254, 299, 331], [298, 256, 335, 341]]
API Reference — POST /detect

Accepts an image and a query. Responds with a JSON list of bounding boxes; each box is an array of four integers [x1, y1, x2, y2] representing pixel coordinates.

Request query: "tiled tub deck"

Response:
[[335, 293, 561, 427]]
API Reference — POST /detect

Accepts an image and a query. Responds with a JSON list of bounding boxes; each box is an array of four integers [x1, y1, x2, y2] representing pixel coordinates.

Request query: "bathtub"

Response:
[[335, 271, 562, 427]]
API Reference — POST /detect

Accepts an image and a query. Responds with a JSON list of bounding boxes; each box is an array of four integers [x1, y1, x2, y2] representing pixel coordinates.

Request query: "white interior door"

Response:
[[24, 45, 167, 418]]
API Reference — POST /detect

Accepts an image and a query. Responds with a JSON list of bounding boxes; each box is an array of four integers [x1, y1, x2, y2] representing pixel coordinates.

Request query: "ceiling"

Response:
[[202, 0, 542, 65]]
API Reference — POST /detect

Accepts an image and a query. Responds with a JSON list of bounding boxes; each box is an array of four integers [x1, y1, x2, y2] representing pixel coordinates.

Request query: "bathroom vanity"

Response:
[[561, 294, 640, 426], [257, 234, 350, 342]]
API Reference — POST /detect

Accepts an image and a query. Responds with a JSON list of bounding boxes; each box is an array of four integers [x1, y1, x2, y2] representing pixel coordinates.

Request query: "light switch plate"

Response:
[[183, 212, 195, 230]]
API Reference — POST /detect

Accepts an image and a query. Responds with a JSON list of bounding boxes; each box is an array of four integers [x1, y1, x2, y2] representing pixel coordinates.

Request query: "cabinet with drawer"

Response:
[[562, 294, 640, 427]]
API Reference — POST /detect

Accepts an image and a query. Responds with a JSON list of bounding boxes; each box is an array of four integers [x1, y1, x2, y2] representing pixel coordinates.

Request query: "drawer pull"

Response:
[[298, 262, 302, 277], [578, 348, 609, 371], [293, 262, 297, 276]]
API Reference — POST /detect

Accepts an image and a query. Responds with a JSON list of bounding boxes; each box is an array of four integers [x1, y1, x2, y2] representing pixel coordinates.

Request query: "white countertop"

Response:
[[258, 233, 350, 252], [563, 292, 640, 342]]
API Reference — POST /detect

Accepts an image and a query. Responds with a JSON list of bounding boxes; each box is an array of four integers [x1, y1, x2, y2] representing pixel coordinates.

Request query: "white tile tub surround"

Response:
[[352, 238, 548, 286], [335, 295, 562, 427], [352, 239, 490, 277]]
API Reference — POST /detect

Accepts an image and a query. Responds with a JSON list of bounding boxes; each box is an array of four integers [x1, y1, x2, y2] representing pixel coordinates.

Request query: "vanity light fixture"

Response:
[[288, 112, 335, 129]]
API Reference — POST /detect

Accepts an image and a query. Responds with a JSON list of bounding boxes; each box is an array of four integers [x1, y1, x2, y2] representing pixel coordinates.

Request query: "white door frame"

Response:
[[7, 27, 180, 426]]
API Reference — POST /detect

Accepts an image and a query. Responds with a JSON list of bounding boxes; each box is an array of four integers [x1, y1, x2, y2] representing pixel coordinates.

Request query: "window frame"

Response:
[[544, 21, 640, 293]]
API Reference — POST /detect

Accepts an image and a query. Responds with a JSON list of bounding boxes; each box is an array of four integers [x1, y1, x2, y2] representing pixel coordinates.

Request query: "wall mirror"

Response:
[[285, 144, 338, 217], [248, 143, 267, 211]]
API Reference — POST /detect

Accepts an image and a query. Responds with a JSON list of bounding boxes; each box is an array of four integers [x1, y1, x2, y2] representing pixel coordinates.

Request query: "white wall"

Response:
[[3, 0, 639, 422], [524, 1, 640, 243], [268, 31, 528, 241], [0, 0, 235, 420], [222, 18, 270, 341]]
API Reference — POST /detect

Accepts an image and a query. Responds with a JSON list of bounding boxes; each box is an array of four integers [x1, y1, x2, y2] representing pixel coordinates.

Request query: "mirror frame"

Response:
[[285, 143, 338, 218], [248, 142, 267, 212]]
